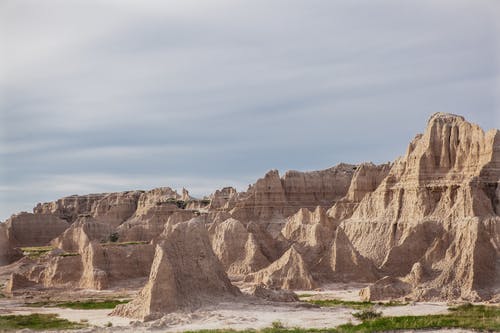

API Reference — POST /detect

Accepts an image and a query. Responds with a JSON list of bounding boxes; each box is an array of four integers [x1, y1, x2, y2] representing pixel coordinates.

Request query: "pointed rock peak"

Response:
[[264, 169, 281, 179], [181, 188, 192, 201], [428, 112, 465, 124], [245, 243, 316, 290]]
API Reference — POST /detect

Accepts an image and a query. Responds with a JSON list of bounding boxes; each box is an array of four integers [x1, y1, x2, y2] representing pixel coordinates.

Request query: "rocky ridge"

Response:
[[1, 113, 498, 319]]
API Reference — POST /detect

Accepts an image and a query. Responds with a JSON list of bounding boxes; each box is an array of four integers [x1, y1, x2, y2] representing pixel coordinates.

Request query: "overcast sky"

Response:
[[1, 0, 499, 221]]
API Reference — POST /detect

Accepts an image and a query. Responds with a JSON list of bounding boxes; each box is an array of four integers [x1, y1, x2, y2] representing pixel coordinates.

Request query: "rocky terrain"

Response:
[[0, 113, 498, 326]]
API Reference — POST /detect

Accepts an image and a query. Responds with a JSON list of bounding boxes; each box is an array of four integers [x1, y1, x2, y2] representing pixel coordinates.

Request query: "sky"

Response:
[[0, 0, 499, 221]]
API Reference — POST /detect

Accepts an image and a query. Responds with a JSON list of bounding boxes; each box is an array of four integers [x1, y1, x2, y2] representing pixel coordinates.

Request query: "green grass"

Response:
[[304, 299, 407, 310], [183, 304, 500, 333], [0, 313, 85, 330], [351, 309, 382, 321], [25, 299, 130, 310], [100, 241, 149, 247], [20, 246, 54, 259], [59, 252, 80, 257]]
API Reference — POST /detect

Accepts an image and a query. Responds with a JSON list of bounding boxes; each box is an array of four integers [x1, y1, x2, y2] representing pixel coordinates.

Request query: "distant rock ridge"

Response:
[[228, 163, 356, 221]]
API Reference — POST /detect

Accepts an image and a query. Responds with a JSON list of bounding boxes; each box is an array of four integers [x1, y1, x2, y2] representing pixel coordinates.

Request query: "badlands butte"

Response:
[[0, 113, 499, 324]]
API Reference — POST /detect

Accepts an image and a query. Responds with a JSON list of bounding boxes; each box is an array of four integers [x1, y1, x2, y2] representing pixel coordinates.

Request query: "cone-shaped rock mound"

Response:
[[112, 218, 241, 320], [245, 245, 316, 290]]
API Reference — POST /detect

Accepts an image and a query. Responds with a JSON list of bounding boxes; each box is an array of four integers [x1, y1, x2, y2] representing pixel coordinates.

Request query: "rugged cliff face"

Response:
[[210, 218, 270, 276], [328, 162, 391, 220], [4, 213, 69, 247], [340, 113, 500, 301], [229, 164, 356, 221], [0, 224, 22, 265]]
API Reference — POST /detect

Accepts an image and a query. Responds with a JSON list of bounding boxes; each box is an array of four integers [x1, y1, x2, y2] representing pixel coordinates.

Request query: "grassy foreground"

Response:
[[184, 304, 500, 333], [26, 299, 130, 310], [0, 313, 86, 330]]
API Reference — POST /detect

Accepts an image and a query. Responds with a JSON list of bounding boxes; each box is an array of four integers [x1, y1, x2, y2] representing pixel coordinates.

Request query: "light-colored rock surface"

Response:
[[4, 212, 69, 247], [112, 219, 241, 320], [0, 224, 22, 266], [344, 113, 500, 301], [211, 218, 270, 276], [34, 193, 107, 223], [326, 227, 379, 282], [245, 245, 316, 290], [230, 164, 356, 221], [1, 112, 498, 307], [91, 191, 142, 227], [51, 219, 113, 252], [328, 162, 391, 220], [209, 187, 238, 210], [4, 273, 37, 295], [281, 206, 336, 264], [11, 222, 155, 291], [116, 188, 189, 242]]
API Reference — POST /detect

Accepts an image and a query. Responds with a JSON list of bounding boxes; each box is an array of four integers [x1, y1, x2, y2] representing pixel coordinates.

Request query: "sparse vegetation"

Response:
[[183, 304, 500, 333], [20, 246, 54, 259], [59, 252, 80, 257], [304, 298, 407, 310], [108, 232, 119, 243], [296, 293, 314, 298], [352, 309, 382, 320], [25, 299, 130, 310], [165, 198, 187, 209], [304, 299, 375, 310], [101, 241, 148, 247], [0, 313, 85, 330], [105, 321, 113, 327], [271, 321, 285, 329]]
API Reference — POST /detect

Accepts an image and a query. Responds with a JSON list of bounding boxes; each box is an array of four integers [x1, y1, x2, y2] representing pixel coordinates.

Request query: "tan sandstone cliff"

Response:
[[341, 113, 500, 301]]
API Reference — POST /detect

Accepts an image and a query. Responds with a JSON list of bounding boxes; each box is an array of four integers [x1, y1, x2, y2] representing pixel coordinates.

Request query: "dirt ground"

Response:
[[0, 282, 473, 332]]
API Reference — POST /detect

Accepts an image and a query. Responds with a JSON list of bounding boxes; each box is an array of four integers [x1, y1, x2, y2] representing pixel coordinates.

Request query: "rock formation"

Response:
[[90, 191, 142, 227], [1, 112, 498, 304], [4, 273, 37, 295], [343, 113, 500, 301], [4, 212, 69, 247], [328, 162, 391, 220], [112, 219, 240, 320], [210, 218, 270, 276], [51, 219, 114, 252], [325, 227, 379, 282], [229, 164, 356, 221], [281, 206, 336, 263], [209, 187, 238, 210], [8, 222, 155, 291], [116, 188, 192, 242], [245, 245, 316, 290], [0, 224, 22, 265], [34, 193, 107, 223]]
